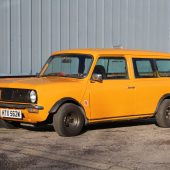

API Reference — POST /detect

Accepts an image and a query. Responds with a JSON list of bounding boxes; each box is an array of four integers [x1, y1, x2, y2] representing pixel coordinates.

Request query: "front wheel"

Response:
[[156, 99, 170, 128], [53, 103, 85, 137]]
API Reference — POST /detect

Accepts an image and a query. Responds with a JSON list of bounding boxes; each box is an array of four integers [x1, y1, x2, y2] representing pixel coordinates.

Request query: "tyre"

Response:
[[53, 103, 85, 137], [156, 99, 170, 128], [0, 120, 21, 129]]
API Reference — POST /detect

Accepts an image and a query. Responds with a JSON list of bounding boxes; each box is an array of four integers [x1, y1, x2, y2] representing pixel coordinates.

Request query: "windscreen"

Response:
[[43, 54, 93, 78]]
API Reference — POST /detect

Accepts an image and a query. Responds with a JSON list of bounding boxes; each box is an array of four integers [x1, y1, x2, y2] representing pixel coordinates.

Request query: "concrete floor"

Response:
[[0, 118, 170, 170]]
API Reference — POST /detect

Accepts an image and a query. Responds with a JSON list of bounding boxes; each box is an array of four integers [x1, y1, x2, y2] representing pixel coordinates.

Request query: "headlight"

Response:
[[30, 90, 37, 103]]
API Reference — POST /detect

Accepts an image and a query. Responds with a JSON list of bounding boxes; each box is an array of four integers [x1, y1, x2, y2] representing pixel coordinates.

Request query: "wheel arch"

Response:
[[46, 97, 88, 124], [155, 94, 170, 115]]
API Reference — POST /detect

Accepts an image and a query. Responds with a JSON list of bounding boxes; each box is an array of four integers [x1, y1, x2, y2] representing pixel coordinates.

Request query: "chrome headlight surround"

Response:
[[30, 90, 37, 103]]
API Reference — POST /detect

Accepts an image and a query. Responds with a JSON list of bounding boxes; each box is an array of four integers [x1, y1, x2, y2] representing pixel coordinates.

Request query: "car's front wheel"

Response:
[[53, 103, 85, 137], [156, 99, 170, 128], [0, 120, 21, 129]]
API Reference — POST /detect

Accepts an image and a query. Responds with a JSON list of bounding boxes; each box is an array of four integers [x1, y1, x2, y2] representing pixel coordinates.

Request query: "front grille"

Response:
[[0, 88, 33, 103]]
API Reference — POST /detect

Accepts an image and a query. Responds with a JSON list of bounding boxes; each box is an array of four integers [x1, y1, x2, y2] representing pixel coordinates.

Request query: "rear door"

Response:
[[132, 58, 160, 115]]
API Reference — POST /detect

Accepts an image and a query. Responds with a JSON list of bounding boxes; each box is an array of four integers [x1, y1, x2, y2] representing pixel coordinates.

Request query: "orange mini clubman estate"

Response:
[[1, 48, 170, 136]]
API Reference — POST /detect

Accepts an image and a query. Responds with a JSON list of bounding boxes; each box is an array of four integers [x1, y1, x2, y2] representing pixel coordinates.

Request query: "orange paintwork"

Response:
[[1, 48, 170, 124]]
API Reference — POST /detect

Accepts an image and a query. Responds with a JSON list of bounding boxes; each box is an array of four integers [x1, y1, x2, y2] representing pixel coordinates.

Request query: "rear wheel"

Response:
[[156, 99, 170, 128], [0, 120, 21, 129], [53, 103, 85, 137]]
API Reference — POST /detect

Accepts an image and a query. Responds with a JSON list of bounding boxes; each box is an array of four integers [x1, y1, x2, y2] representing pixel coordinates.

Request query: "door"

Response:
[[132, 58, 163, 115], [89, 57, 135, 120]]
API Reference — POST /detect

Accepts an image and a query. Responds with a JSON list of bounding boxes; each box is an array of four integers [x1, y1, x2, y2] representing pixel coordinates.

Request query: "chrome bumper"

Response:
[[0, 103, 44, 110]]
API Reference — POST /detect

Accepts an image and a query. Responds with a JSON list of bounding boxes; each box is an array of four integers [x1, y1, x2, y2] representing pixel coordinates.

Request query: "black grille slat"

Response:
[[0, 88, 32, 103]]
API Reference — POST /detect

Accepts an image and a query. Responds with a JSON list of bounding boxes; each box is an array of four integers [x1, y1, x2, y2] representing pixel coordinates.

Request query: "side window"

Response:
[[93, 57, 128, 79], [156, 59, 170, 77], [133, 58, 156, 78]]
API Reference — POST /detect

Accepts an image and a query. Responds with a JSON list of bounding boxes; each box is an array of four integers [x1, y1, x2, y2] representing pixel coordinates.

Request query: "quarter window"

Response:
[[133, 59, 156, 78], [156, 59, 170, 77], [93, 57, 128, 79]]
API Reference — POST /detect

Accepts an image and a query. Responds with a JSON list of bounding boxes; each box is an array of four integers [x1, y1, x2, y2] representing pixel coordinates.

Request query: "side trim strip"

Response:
[[89, 113, 153, 121]]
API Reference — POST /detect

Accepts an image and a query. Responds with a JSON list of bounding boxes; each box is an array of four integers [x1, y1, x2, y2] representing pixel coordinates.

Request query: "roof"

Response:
[[51, 48, 170, 57]]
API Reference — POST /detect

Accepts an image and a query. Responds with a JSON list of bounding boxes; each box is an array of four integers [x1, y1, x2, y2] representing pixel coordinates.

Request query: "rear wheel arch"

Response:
[[155, 99, 170, 128], [155, 94, 170, 114]]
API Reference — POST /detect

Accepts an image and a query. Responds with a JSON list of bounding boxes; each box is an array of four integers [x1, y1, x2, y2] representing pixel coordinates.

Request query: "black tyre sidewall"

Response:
[[156, 99, 170, 128], [53, 103, 85, 137]]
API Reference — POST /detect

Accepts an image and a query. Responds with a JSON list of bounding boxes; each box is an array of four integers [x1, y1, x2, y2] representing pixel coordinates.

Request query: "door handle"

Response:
[[128, 86, 135, 89]]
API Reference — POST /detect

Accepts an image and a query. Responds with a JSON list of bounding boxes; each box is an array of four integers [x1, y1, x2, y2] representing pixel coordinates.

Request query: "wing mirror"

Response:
[[91, 74, 103, 83]]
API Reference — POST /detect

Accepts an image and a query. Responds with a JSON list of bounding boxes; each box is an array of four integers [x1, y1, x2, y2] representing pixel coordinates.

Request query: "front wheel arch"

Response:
[[46, 98, 88, 125]]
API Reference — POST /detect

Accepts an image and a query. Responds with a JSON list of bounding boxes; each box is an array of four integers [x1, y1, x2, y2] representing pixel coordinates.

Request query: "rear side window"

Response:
[[133, 59, 156, 78], [156, 59, 170, 77]]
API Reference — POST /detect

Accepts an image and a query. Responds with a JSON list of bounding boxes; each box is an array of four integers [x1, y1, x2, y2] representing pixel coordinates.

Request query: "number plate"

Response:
[[0, 109, 22, 119]]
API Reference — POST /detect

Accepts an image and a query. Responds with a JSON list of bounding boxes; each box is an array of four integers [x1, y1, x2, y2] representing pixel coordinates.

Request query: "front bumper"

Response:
[[0, 102, 45, 123], [0, 103, 44, 110]]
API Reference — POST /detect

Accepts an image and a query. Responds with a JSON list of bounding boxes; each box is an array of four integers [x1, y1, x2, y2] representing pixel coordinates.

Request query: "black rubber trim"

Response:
[[0, 103, 44, 110], [49, 97, 83, 113]]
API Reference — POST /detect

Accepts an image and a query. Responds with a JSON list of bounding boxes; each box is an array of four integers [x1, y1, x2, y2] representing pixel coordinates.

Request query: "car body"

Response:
[[1, 48, 170, 136]]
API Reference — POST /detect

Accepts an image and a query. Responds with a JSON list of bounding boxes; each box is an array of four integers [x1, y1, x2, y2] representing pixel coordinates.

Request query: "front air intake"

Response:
[[0, 88, 34, 104]]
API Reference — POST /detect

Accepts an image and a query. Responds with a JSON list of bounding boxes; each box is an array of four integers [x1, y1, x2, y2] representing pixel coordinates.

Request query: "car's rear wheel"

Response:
[[53, 103, 85, 137], [156, 99, 170, 128], [0, 120, 21, 129]]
